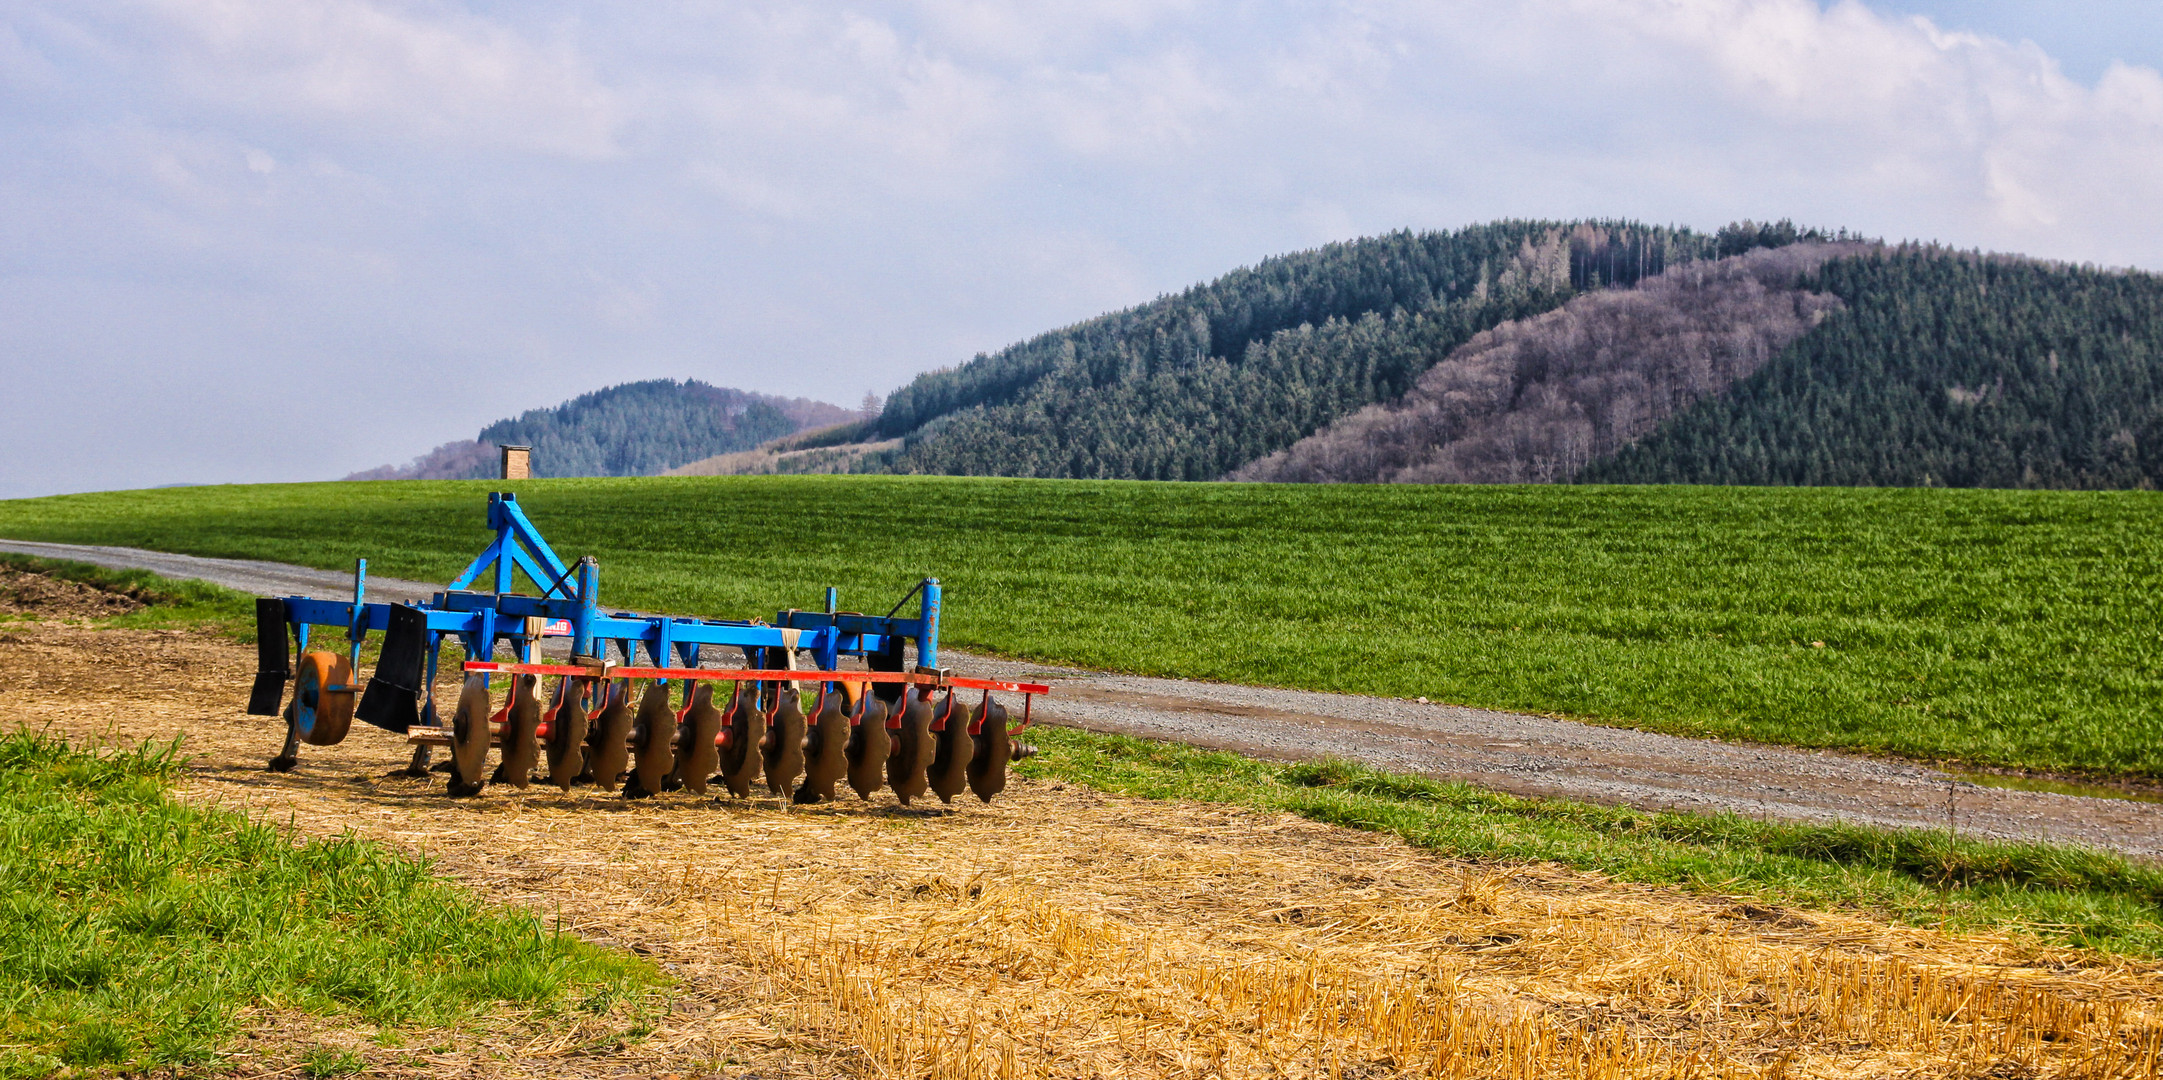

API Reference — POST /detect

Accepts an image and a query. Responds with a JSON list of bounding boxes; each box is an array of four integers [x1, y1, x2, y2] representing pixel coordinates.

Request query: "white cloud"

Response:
[[127, 0, 624, 157], [3, 0, 2163, 496]]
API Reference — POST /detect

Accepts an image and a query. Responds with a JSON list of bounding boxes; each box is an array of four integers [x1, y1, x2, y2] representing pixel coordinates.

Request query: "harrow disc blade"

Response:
[[763, 685, 807, 797], [671, 682, 723, 795], [447, 675, 494, 798], [967, 696, 1012, 803], [844, 690, 890, 802], [544, 678, 592, 791], [719, 686, 767, 798], [928, 691, 975, 805], [794, 685, 848, 804], [715, 686, 751, 780], [887, 687, 934, 806], [492, 674, 542, 789], [292, 651, 356, 747], [625, 681, 676, 799], [579, 679, 634, 787]]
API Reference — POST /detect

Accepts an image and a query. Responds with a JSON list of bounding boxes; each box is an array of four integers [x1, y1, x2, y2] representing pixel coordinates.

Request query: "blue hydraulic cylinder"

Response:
[[345, 559, 368, 681], [573, 557, 599, 660], [919, 578, 940, 670]]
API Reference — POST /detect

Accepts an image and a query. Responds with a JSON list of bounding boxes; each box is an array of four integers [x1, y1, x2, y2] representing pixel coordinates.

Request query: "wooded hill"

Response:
[[866, 222, 2163, 490], [348, 380, 854, 481], [870, 220, 1811, 480]]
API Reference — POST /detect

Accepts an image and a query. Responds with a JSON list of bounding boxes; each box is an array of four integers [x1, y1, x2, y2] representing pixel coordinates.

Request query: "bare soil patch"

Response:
[[0, 566, 145, 618], [2, 615, 2161, 1078]]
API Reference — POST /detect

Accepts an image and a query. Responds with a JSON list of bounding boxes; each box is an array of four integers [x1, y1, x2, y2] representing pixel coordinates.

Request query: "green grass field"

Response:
[[0, 733, 658, 1077], [1, 476, 2158, 777]]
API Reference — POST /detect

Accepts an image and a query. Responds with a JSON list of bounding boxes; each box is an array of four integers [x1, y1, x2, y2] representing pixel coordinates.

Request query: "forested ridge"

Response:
[[341, 221, 2163, 491], [872, 220, 1817, 479], [349, 380, 853, 481], [1584, 251, 2163, 488]]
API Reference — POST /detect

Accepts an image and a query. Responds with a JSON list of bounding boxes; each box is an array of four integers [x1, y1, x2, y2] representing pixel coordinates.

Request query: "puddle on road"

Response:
[[1952, 770, 2163, 805]]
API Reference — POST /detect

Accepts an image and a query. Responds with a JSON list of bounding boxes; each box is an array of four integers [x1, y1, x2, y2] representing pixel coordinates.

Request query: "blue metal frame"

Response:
[[271, 492, 943, 724]]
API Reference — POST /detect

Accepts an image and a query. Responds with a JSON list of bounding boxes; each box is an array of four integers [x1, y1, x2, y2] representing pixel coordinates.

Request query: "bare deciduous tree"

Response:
[[1230, 243, 1870, 484]]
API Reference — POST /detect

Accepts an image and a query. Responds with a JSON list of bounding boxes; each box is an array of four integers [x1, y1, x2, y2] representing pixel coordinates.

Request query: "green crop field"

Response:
[[2, 476, 2158, 778]]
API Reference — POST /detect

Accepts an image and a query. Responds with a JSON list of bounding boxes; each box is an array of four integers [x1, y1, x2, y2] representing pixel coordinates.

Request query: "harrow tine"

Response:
[[794, 683, 848, 804], [447, 674, 494, 798], [356, 603, 428, 733], [247, 597, 291, 717], [719, 683, 767, 798], [967, 693, 1012, 803], [578, 678, 635, 787], [624, 680, 676, 799], [492, 674, 542, 789], [763, 682, 807, 797], [887, 686, 934, 806], [671, 682, 724, 795], [928, 689, 974, 804], [844, 684, 890, 801], [543, 677, 592, 791]]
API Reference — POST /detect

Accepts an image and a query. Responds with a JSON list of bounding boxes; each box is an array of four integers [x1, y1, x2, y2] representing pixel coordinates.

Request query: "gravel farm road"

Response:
[[6, 538, 2160, 860]]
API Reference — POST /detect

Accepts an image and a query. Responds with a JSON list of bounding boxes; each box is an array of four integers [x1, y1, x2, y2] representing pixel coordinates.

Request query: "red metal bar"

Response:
[[461, 660, 1050, 696]]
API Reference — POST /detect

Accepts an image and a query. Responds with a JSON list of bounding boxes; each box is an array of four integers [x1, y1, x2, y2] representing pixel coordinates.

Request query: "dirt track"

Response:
[[7, 538, 2162, 859]]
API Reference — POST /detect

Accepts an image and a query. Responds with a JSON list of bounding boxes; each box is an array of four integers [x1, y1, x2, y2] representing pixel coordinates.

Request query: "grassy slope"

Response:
[[0, 476, 2158, 777], [0, 733, 658, 1077], [1017, 727, 2163, 956]]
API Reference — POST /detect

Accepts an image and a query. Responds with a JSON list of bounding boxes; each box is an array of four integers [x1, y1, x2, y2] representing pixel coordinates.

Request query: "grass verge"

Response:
[[1017, 726, 2163, 958], [0, 732, 663, 1077]]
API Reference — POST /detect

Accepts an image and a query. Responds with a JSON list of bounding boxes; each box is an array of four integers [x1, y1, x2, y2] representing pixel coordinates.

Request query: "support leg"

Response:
[[268, 701, 301, 772], [398, 743, 434, 778]]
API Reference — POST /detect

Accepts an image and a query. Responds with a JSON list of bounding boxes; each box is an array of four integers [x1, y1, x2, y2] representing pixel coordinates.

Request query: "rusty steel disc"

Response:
[[719, 686, 767, 798], [491, 675, 542, 789], [928, 690, 974, 805], [543, 677, 592, 791], [447, 675, 494, 798], [625, 680, 677, 799], [886, 687, 934, 806], [795, 684, 848, 804], [671, 682, 723, 796], [844, 689, 890, 802], [763, 685, 807, 798], [967, 695, 1012, 803], [580, 678, 635, 787]]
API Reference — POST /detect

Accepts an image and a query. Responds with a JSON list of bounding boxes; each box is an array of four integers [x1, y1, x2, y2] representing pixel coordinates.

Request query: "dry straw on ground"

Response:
[[4, 618, 2160, 1079]]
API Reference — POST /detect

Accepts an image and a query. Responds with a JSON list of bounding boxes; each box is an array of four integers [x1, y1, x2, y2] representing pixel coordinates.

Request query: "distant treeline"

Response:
[[348, 380, 853, 481]]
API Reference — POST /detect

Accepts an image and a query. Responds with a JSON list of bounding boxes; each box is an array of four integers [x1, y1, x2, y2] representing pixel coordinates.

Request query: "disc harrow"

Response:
[[245, 492, 1047, 804]]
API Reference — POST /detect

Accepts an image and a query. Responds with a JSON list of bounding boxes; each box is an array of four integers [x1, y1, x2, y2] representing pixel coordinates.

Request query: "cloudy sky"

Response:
[[3, 0, 2160, 497]]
